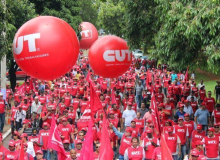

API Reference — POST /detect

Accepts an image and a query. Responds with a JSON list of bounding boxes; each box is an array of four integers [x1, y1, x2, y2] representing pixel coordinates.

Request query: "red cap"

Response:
[[184, 113, 190, 117], [36, 150, 43, 155], [20, 133, 28, 138], [8, 140, 15, 147], [191, 150, 199, 157], [43, 122, 50, 127], [145, 129, 152, 133], [74, 139, 83, 144], [167, 126, 173, 132], [127, 102, 132, 106], [208, 127, 215, 132], [13, 131, 19, 136], [196, 140, 203, 146], [184, 100, 189, 103], [178, 117, 184, 121], [179, 104, 184, 108], [197, 124, 202, 130], [63, 140, 70, 144], [201, 102, 206, 106], [146, 119, 152, 123], [125, 128, 132, 134], [181, 97, 185, 101], [62, 117, 67, 122], [214, 123, 219, 127], [108, 110, 114, 115], [131, 120, 136, 123]]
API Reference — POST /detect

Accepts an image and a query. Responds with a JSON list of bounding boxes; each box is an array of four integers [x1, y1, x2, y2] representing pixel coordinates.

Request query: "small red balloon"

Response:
[[89, 36, 132, 78], [79, 22, 98, 50], [13, 16, 79, 80]]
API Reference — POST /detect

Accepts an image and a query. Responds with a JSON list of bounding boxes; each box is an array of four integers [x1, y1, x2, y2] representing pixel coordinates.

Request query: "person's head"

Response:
[[196, 124, 202, 133], [70, 149, 77, 159], [178, 118, 184, 126], [196, 140, 203, 150], [112, 104, 117, 110], [148, 107, 152, 113], [191, 96, 194, 102], [217, 104, 220, 111], [8, 140, 15, 151], [125, 128, 132, 137], [14, 101, 18, 107], [43, 122, 50, 130], [141, 103, 145, 109], [207, 128, 214, 137], [217, 81, 220, 85], [23, 143, 28, 152], [200, 79, 203, 84], [179, 105, 184, 111], [18, 106, 22, 111], [166, 97, 170, 103], [63, 140, 70, 150], [136, 112, 141, 119], [184, 113, 190, 121], [34, 96, 39, 103], [108, 112, 114, 119], [100, 95, 104, 101], [36, 150, 43, 160], [131, 137, 139, 148], [62, 118, 68, 126], [32, 128, 38, 136], [13, 131, 19, 140], [75, 140, 82, 150], [214, 124, 219, 132], [191, 150, 199, 160], [78, 131, 85, 140], [165, 120, 172, 126], [200, 102, 206, 110], [208, 91, 212, 98], [146, 129, 153, 138], [138, 81, 141, 85], [130, 120, 136, 128], [95, 142, 100, 153], [127, 103, 132, 110], [167, 126, 173, 135]]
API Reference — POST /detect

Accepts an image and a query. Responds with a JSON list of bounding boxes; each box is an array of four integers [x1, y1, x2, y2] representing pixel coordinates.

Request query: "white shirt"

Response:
[[122, 109, 137, 127], [14, 110, 26, 122], [183, 105, 194, 116], [198, 83, 205, 90], [186, 95, 197, 102], [31, 101, 41, 114], [27, 141, 35, 157], [124, 146, 145, 160]]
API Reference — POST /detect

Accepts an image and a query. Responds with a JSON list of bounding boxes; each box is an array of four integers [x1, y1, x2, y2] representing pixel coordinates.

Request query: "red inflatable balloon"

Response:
[[79, 22, 98, 50], [13, 16, 79, 80], [89, 36, 132, 78]]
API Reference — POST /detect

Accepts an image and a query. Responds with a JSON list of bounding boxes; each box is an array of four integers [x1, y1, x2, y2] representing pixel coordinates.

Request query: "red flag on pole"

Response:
[[184, 66, 189, 82], [99, 115, 114, 160], [150, 92, 161, 136], [86, 71, 92, 84], [111, 90, 116, 104], [18, 140, 24, 160], [146, 70, 150, 86], [90, 84, 103, 115], [161, 134, 173, 160], [29, 78, 34, 90], [47, 115, 67, 160], [17, 83, 25, 93], [79, 119, 94, 160]]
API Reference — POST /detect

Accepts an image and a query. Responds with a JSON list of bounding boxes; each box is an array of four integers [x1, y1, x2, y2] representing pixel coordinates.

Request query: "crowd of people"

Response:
[[0, 55, 220, 160]]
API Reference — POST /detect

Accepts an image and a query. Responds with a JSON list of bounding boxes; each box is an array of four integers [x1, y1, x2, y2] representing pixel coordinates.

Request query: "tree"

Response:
[[98, 0, 126, 36], [153, 0, 220, 73], [79, 0, 98, 27], [29, 0, 82, 35]]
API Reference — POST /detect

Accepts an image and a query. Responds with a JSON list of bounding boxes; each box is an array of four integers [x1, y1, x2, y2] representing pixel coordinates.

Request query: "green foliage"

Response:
[[153, 0, 220, 73], [98, 0, 126, 36], [0, 0, 36, 64]]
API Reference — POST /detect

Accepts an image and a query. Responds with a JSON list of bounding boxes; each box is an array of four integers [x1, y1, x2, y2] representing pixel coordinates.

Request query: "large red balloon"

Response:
[[13, 16, 79, 80], [89, 36, 132, 78], [79, 22, 98, 50]]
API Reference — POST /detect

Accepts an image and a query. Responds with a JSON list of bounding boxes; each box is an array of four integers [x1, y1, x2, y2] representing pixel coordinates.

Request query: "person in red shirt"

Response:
[[174, 117, 189, 160], [128, 120, 139, 138], [35, 150, 45, 160], [183, 113, 195, 146], [28, 128, 43, 153], [93, 142, 100, 160], [0, 138, 7, 160], [63, 140, 71, 159], [134, 112, 144, 135], [58, 117, 73, 142], [3, 140, 19, 160], [0, 93, 7, 133], [191, 97, 198, 113], [39, 122, 50, 158], [204, 91, 216, 114], [164, 97, 175, 118], [212, 104, 220, 124], [23, 142, 34, 160], [189, 140, 204, 158], [191, 124, 206, 149], [154, 80, 162, 93], [124, 137, 145, 160], [213, 123, 220, 137], [152, 146, 162, 160], [198, 86, 206, 104], [163, 74, 171, 97], [10, 101, 19, 134], [183, 82, 191, 98], [155, 88, 164, 104], [172, 81, 181, 102], [74, 139, 83, 158], [108, 111, 119, 128], [63, 91, 72, 107], [202, 127, 219, 159], [141, 129, 159, 159]]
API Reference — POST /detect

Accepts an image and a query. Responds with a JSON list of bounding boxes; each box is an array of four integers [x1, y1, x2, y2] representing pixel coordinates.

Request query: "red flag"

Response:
[[99, 115, 114, 160], [161, 134, 173, 160], [150, 92, 161, 136], [111, 90, 116, 104], [47, 115, 67, 160], [29, 78, 34, 90], [79, 119, 94, 160], [90, 84, 103, 115], [146, 70, 150, 86], [184, 66, 189, 82], [17, 83, 25, 93], [86, 71, 92, 84], [18, 140, 24, 160]]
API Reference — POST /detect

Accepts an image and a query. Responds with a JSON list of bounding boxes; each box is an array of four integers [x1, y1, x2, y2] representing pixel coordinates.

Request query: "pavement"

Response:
[[2, 123, 11, 148]]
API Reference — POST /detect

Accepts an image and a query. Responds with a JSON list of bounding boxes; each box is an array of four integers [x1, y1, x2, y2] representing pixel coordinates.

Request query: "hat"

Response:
[[131, 120, 136, 123], [9, 140, 15, 147], [62, 117, 67, 122], [147, 92, 151, 94], [200, 102, 206, 106], [145, 129, 152, 133], [13, 131, 19, 136], [178, 117, 184, 121], [184, 113, 190, 117], [36, 150, 43, 155], [208, 127, 215, 132], [108, 110, 114, 115], [18, 105, 22, 109], [20, 133, 28, 138], [167, 126, 173, 132], [43, 122, 50, 127], [125, 128, 132, 134], [197, 124, 202, 130], [127, 102, 132, 106], [214, 123, 219, 127], [146, 119, 152, 123], [184, 100, 189, 103], [196, 140, 203, 146], [22, 119, 28, 124], [191, 150, 199, 157], [63, 140, 70, 144], [179, 104, 184, 108], [74, 139, 83, 144]]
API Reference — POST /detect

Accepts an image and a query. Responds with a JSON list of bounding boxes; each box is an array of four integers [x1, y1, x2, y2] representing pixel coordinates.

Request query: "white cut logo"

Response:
[[13, 33, 40, 55], [80, 30, 92, 39], [103, 50, 131, 62]]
